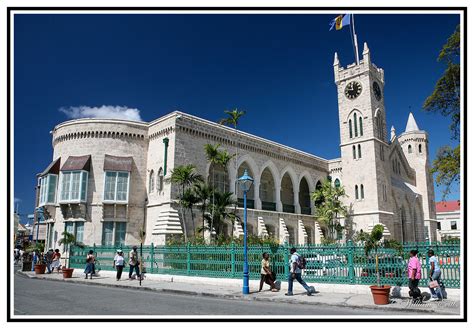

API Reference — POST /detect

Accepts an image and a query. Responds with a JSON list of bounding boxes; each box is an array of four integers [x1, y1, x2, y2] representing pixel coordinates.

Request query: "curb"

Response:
[[16, 271, 459, 315]]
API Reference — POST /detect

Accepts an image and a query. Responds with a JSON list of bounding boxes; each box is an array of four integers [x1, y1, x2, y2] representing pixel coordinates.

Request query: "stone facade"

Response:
[[39, 43, 437, 250]]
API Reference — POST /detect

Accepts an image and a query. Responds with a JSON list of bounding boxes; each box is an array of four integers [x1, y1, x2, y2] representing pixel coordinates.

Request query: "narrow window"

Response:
[[359, 117, 363, 136], [358, 144, 362, 158], [158, 167, 164, 192], [334, 179, 341, 188], [355, 185, 359, 199], [360, 184, 365, 199], [149, 170, 155, 193], [349, 120, 353, 138], [408, 145, 412, 154], [352, 145, 356, 159], [354, 113, 358, 137], [419, 144, 422, 153], [450, 221, 457, 230]]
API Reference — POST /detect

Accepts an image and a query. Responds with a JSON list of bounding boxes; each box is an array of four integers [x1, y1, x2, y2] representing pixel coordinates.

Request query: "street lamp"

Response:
[[238, 169, 254, 295]]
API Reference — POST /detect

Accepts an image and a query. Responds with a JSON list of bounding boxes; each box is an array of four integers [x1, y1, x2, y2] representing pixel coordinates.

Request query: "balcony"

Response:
[[282, 204, 295, 214], [238, 198, 255, 209], [261, 201, 276, 211]]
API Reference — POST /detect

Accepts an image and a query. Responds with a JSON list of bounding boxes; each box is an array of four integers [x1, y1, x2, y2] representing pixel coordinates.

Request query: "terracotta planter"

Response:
[[370, 285, 391, 305], [62, 268, 74, 279], [34, 264, 46, 275]]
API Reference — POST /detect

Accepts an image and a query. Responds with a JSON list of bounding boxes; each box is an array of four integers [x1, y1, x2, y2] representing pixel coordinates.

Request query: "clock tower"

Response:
[[334, 42, 392, 234]]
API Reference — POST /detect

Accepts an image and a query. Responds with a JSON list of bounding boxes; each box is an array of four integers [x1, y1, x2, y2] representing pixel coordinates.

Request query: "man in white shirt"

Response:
[[285, 247, 313, 296], [128, 246, 140, 280]]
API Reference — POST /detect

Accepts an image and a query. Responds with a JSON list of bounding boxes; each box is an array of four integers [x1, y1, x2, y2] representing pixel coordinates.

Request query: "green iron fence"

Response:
[[69, 241, 461, 288]]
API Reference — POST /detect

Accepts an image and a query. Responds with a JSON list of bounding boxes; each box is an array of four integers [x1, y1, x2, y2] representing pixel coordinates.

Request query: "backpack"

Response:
[[297, 255, 307, 269]]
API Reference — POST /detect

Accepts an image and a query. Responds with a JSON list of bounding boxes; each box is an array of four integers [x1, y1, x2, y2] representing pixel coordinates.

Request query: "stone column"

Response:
[[294, 182, 301, 214], [276, 183, 282, 212], [254, 177, 262, 210]]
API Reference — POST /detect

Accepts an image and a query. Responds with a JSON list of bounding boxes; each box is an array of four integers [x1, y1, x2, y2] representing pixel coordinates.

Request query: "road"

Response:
[[14, 272, 406, 316]]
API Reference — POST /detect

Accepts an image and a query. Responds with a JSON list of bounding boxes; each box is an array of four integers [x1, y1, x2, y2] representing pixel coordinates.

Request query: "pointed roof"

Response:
[[405, 112, 420, 132]]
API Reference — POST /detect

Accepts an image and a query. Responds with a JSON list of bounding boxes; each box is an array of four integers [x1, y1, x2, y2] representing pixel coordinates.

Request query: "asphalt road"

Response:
[[14, 272, 405, 316]]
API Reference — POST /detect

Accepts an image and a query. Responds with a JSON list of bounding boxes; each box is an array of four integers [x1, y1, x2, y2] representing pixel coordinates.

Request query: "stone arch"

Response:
[[236, 160, 257, 207], [259, 163, 278, 211], [299, 176, 312, 215], [280, 166, 298, 213]]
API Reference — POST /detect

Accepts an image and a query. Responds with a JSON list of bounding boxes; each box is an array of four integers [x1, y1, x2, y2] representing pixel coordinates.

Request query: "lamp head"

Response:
[[238, 169, 254, 192]]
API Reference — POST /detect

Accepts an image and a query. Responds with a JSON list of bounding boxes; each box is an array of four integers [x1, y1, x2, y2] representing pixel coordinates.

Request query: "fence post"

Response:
[[283, 242, 289, 279], [186, 243, 191, 275], [150, 243, 154, 274], [347, 240, 355, 284], [231, 242, 236, 278]]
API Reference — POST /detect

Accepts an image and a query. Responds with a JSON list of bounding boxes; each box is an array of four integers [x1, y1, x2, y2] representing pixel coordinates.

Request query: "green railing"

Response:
[[282, 204, 295, 213], [261, 201, 276, 211], [69, 241, 461, 288], [238, 198, 255, 209]]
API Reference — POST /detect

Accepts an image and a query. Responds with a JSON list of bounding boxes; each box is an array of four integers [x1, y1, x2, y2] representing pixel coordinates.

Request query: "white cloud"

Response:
[[59, 105, 143, 121], [14, 198, 21, 203]]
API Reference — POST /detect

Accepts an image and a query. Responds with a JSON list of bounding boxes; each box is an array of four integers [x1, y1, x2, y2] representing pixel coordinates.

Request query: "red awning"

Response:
[[38, 157, 61, 177], [61, 155, 91, 171], [103, 154, 133, 172]]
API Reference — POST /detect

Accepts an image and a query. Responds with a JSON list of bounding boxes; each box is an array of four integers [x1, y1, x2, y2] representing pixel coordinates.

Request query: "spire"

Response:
[[333, 52, 339, 66], [363, 42, 369, 55], [405, 112, 420, 132], [390, 126, 396, 140]]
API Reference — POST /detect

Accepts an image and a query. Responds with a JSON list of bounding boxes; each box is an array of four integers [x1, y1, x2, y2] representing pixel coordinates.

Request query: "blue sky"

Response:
[[13, 13, 460, 223]]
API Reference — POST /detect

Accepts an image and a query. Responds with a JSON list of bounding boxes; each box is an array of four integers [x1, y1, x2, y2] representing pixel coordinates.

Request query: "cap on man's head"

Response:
[[117, 249, 123, 253], [290, 247, 297, 254]]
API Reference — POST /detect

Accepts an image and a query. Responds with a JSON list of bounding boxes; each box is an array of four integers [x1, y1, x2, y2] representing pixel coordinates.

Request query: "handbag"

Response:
[[429, 280, 439, 289]]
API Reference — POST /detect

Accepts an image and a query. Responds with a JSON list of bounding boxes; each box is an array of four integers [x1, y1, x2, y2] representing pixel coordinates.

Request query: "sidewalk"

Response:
[[17, 270, 461, 316]]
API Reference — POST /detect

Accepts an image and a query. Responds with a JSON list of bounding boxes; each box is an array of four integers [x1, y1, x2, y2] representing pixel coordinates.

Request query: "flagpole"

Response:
[[352, 14, 360, 65]]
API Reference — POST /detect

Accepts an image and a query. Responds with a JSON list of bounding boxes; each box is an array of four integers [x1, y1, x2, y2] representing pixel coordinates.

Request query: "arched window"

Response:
[[334, 179, 341, 188], [358, 144, 362, 158], [354, 113, 358, 137], [149, 170, 155, 193], [360, 184, 365, 199], [157, 167, 164, 192], [418, 144, 422, 153], [408, 145, 412, 154], [349, 120, 353, 138], [355, 185, 359, 199], [352, 145, 356, 159], [359, 117, 363, 136]]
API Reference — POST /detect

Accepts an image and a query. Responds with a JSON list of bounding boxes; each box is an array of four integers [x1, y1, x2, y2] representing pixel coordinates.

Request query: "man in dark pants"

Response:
[[128, 246, 140, 279], [285, 247, 313, 296], [407, 250, 422, 303]]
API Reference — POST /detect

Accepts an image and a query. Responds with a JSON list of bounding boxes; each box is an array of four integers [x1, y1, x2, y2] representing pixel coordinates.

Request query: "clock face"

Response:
[[345, 81, 362, 99], [373, 81, 382, 101]]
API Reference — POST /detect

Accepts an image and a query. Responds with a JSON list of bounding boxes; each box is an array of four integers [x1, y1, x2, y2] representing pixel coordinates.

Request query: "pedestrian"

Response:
[[14, 248, 19, 264], [407, 249, 422, 303], [285, 247, 313, 296], [128, 246, 140, 280], [51, 249, 61, 273], [427, 249, 443, 301], [45, 249, 53, 274], [84, 250, 95, 279], [259, 252, 278, 292], [113, 250, 125, 281]]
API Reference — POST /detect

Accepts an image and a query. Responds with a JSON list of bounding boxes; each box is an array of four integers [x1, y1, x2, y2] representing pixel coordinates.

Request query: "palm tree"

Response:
[[218, 108, 246, 192], [181, 188, 199, 237], [58, 231, 84, 268], [204, 143, 221, 236], [311, 178, 348, 240], [217, 149, 234, 193], [207, 190, 237, 237], [193, 182, 213, 238], [168, 165, 203, 243]]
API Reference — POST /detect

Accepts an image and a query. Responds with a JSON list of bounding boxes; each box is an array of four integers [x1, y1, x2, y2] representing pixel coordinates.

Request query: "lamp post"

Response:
[[237, 169, 254, 295]]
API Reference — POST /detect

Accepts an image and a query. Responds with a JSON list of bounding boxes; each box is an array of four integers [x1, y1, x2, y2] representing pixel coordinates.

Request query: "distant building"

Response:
[[435, 200, 461, 241]]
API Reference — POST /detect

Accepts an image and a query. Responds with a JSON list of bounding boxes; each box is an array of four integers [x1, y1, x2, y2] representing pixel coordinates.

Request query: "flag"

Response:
[[329, 14, 352, 31]]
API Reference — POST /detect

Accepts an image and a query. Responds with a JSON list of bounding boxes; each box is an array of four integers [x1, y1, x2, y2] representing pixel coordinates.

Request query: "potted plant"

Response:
[[58, 231, 84, 278], [363, 224, 391, 305], [26, 242, 46, 274]]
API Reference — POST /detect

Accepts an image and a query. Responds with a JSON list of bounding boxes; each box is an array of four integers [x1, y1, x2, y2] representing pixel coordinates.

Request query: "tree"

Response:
[[168, 165, 203, 243], [58, 231, 84, 269], [360, 224, 385, 287], [181, 188, 199, 237], [217, 149, 234, 193], [218, 109, 246, 187], [311, 178, 347, 240], [193, 182, 214, 238], [205, 191, 237, 238], [423, 25, 460, 198]]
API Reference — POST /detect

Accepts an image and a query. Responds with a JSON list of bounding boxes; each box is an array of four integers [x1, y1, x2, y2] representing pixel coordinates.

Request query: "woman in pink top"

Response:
[[407, 250, 422, 302]]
